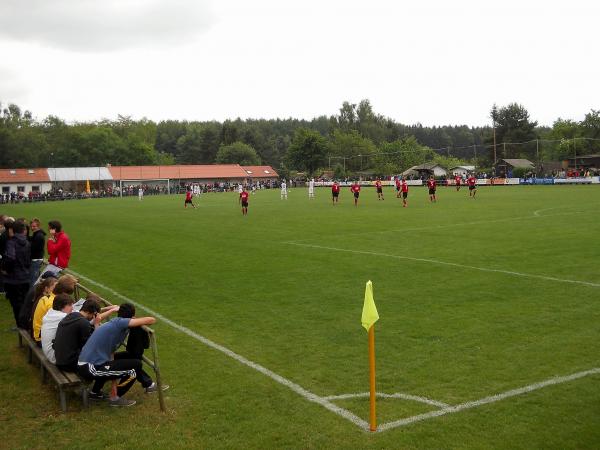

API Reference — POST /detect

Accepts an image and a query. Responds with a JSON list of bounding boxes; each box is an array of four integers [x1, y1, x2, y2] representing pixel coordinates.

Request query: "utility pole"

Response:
[[536, 139, 539, 176], [493, 126, 497, 166]]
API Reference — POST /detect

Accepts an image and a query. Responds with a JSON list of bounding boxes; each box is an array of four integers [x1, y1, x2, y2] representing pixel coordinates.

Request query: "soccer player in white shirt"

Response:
[[308, 178, 315, 199], [281, 181, 288, 200], [138, 187, 143, 201]]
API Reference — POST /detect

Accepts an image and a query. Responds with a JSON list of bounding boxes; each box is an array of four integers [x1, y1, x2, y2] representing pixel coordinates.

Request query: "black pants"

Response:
[[114, 351, 153, 387], [4, 282, 30, 326], [78, 358, 149, 397]]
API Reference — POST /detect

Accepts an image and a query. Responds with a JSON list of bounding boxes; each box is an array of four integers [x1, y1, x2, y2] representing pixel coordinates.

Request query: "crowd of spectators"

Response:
[[0, 215, 166, 407]]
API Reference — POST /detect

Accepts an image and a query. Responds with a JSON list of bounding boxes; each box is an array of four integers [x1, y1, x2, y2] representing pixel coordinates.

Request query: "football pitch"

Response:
[[1, 184, 600, 449]]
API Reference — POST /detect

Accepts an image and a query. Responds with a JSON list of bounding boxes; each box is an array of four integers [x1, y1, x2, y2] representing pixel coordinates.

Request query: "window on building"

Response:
[[31, 185, 40, 192], [17, 186, 25, 192], [1, 187, 9, 194]]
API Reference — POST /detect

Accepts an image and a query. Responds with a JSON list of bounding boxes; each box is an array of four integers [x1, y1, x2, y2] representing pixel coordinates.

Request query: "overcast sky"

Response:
[[0, 0, 598, 126]]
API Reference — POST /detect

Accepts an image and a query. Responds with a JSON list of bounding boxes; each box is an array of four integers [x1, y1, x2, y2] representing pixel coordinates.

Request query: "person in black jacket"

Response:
[[0, 215, 11, 294], [54, 298, 102, 372], [28, 218, 46, 285], [2, 220, 31, 326]]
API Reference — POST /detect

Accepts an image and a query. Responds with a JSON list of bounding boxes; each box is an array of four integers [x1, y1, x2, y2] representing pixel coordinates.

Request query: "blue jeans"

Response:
[[30, 260, 43, 286]]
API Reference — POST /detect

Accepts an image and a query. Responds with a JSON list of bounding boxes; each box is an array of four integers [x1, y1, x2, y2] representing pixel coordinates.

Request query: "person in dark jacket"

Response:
[[54, 298, 102, 372], [0, 215, 12, 294], [2, 220, 31, 326], [28, 218, 46, 285]]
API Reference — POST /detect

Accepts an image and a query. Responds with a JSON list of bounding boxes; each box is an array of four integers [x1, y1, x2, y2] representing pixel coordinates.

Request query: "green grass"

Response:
[[1, 185, 600, 449]]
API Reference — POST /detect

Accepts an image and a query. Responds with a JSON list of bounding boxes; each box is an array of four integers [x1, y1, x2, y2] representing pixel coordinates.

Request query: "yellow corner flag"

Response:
[[361, 280, 379, 332]]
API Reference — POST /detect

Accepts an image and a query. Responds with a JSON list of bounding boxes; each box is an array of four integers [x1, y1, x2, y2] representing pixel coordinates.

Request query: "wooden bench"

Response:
[[17, 328, 89, 412]]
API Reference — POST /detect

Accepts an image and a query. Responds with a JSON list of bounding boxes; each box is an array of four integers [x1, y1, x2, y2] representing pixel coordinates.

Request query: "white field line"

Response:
[[324, 392, 449, 408], [285, 210, 585, 245], [68, 270, 600, 433], [284, 242, 600, 288], [378, 367, 600, 432], [67, 269, 370, 431]]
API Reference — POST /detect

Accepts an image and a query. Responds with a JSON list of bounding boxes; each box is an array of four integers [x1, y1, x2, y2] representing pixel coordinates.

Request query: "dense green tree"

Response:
[[286, 128, 328, 175], [215, 142, 261, 165]]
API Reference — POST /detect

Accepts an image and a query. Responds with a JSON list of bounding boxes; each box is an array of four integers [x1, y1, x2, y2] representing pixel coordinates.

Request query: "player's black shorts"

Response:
[[185, 199, 193, 204], [396, 186, 400, 192], [332, 192, 339, 198], [402, 192, 408, 199], [354, 192, 360, 199], [428, 188, 436, 195], [469, 185, 476, 190], [241, 201, 248, 207], [377, 187, 383, 194]]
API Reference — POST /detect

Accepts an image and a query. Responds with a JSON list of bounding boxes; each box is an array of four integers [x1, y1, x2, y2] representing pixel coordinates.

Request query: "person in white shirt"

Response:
[[41, 294, 75, 364], [138, 187, 143, 201], [280, 181, 288, 200], [308, 178, 315, 199]]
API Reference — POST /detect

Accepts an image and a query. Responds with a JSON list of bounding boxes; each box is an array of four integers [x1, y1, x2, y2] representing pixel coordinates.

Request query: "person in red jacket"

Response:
[[46, 220, 71, 274], [467, 174, 477, 198], [240, 187, 249, 215], [454, 174, 462, 191], [401, 177, 409, 207], [427, 176, 437, 203], [375, 178, 384, 200], [331, 181, 340, 205], [350, 181, 361, 207]]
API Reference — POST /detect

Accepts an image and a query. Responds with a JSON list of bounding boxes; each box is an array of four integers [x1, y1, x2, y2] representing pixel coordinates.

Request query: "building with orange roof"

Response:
[[0, 164, 279, 196]]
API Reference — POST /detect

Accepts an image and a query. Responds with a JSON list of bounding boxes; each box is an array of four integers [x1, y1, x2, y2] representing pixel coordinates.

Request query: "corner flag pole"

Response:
[[368, 324, 377, 431], [361, 280, 379, 432]]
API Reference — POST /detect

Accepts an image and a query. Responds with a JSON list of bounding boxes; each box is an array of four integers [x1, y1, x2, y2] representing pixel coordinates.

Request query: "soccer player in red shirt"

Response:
[[454, 174, 461, 191], [184, 189, 196, 209], [331, 181, 340, 205], [401, 177, 409, 207], [467, 174, 477, 198], [350, 181, 361, 206], [375, 178, 384, 200], [240, 187, 249, 215], [427, 176, 437, 203], [395, 177, 402, 198]]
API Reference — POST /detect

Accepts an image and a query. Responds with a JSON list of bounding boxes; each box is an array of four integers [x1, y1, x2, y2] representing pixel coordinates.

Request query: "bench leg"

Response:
[[59, 388, 67, 412], [81, 387, 89, 409], [27, 347, 32, 363], [40, 364, 46, 383]]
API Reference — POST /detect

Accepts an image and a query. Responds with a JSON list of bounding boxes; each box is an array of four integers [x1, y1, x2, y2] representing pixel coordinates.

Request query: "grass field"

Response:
[[1, 184, 600, 449]]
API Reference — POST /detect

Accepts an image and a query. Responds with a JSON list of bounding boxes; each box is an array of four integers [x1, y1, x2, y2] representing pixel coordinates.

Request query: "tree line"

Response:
[[1, 100, 598, 177]]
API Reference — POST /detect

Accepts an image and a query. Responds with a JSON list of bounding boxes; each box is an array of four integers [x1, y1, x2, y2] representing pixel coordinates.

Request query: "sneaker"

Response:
[[109, 397, 136, 407], [145, 382, 170, 394], [88, 390, 109, 401]]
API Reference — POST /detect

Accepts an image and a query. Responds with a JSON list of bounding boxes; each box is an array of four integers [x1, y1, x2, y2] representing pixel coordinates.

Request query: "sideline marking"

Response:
[[67, 270, 600, 433], [284, 242, 600, 288], [67, 269, 370, 431], [324, 392, 449, 408], [378, 367, 600, 432]]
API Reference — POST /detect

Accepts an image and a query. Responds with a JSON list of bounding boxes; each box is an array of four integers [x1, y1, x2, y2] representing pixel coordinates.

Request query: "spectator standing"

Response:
[[2, 220, 31, 327], [29, 218, 46, 285], [46, 220, 71, 275]]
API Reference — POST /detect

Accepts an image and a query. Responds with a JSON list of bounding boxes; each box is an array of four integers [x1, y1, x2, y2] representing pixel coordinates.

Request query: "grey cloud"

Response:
[[0, 0, 215, 52]]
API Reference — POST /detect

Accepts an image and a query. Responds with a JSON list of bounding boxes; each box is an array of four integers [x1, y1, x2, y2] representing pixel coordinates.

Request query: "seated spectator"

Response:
[[18, 271, 58, 331], [54, 298, 103, 373], [77, 303, 167, 407], [41, 293, 75, 363], [32, 274, 77, 343]]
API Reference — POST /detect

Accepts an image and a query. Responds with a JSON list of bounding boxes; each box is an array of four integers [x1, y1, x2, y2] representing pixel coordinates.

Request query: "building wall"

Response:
[[1, 182, 52, 195]]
